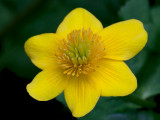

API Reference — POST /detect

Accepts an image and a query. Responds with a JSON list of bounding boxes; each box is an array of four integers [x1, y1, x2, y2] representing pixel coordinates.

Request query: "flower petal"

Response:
[[64, 75, 101, 117], [90, 59, 137, 96], [24, 33, 61, 69], [99, 19, 148, 60], [27, 69, 68, 101], [56, 8, 103, 38]]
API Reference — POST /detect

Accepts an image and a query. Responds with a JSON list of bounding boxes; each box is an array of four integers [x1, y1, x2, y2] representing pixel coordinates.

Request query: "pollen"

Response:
[[55, 28, 105, 77]]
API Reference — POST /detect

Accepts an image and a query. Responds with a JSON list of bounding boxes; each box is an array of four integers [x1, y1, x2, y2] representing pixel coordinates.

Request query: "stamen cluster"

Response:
[[56, 28, 105, 77]]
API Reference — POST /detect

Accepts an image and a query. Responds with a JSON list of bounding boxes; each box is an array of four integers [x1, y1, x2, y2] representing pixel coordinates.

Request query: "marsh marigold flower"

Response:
[[25, 8, 147, 117]]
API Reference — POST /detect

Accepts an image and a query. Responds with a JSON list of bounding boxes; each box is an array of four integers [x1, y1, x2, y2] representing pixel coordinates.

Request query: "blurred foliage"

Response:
[[0, 0, 160, 120]]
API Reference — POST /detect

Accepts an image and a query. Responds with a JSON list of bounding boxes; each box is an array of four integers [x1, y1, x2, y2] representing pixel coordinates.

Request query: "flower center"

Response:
[[56, 28, 105, 77]]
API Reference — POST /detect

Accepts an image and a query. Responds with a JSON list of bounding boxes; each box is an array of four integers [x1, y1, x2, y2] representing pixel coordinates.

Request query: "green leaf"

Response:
[[134, 53, 160, 99], [141, 64, 160, 99], [19, 0, 67, 37], [78, 97, 140, 120], [144, 23, 157, 50], [0, 2, 13, 31], [0, 38, 13, 71], [1, 0, 35, 13], [104, 110, 160, 120], [56, 93, 141, 120], [60, 0, 126, 26], [151, 6, 160, 29], [126, 48, 148, 75], [1, 38, 40, 79], [56, 92, 67, 107], [151, 6, 160, 51], [118, 0, 150, 23]]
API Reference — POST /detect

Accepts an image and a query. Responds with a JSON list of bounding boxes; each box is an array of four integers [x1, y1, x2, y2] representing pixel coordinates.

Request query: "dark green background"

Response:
[[0, 0, 160, 119]]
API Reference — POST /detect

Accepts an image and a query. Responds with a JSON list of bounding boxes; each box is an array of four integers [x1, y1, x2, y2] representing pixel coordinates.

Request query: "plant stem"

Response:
[[123, 95, 157, 109]]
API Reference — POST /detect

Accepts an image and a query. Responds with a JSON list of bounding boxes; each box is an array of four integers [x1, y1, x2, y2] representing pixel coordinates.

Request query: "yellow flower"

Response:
[[24, 8, 147, 117]]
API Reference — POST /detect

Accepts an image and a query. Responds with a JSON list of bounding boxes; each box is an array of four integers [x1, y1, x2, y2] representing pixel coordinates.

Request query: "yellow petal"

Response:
[[56, 8, 103, 39], [99, 19, 148, 60], [64, 75, 101, 117], [27, 69, 68, 101], [89, 59, 137, 96], [24, 33, 61, 69]]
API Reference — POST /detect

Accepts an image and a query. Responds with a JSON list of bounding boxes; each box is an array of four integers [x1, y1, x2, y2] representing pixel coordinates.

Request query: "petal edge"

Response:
[[89, 59, 137, 96], [99, 19, 148, 60], [24, 33, 61, 69], [56, 8, 103, 39], [64, 75, 101, 117], [27, 69, 68, 101]]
